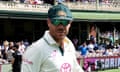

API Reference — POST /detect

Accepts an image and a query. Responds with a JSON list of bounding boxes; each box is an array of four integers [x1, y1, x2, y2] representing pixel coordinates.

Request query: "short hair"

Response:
[[13, 44, 19, 49]]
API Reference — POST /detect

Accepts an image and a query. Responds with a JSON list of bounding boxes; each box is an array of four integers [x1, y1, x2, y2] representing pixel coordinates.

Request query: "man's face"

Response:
[[47, 19, 71, 41]]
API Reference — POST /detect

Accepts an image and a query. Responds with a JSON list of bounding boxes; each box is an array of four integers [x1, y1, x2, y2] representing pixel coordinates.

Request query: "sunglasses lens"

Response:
[[51, 19, 70, 26]]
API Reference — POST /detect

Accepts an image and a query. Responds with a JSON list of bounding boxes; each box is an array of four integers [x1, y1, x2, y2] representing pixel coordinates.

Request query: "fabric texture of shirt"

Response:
[[21, 30, 84, 72]]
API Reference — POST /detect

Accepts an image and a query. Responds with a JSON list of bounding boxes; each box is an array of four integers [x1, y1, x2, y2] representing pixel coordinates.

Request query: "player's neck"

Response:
[[58, 40, 64, 49]]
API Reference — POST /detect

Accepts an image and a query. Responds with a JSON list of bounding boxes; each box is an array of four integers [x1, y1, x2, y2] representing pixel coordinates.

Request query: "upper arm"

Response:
[[21, 44, 45, 72]]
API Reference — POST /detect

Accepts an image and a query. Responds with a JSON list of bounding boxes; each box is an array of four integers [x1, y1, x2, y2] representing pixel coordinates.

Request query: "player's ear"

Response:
[[47, 18, 51, 26]]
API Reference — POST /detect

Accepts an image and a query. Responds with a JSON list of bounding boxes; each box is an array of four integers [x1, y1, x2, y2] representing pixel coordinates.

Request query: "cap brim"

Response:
[[51, 16, 73, 21]]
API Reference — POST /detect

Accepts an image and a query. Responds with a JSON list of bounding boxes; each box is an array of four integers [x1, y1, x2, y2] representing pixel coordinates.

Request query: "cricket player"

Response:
[[21, 3, 84, 72]]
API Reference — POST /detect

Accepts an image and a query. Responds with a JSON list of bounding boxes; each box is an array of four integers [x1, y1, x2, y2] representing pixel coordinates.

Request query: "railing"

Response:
[[0, 0, 119, 12], [0, 1, 51, 12], [63, 0, 120, 11]]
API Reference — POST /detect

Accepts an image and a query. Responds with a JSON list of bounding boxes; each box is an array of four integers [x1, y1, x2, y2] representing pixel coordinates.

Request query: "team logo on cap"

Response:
[[57, 11, 66, 16]]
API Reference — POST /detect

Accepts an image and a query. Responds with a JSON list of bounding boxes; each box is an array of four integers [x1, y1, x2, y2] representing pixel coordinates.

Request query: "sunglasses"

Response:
[[51, 19, 71, 26]]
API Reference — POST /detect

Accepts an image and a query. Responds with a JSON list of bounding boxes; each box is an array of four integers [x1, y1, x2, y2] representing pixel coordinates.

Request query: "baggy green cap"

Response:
[[48, 4, 73, 21]]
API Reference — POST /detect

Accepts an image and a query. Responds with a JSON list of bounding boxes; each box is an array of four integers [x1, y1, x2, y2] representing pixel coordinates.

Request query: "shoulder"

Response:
[[25, 38, 45, 53], [22, 38, 48, 63], [23, 38, 44, 56]]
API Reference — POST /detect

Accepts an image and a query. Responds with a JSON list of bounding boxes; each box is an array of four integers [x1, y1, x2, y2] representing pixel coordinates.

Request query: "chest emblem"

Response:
[[60, 63, 71, 72]]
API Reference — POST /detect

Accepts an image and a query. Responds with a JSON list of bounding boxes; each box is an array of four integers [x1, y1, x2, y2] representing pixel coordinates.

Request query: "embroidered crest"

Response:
[[60, 63, 71, 72], [57, 11, 66, 16]]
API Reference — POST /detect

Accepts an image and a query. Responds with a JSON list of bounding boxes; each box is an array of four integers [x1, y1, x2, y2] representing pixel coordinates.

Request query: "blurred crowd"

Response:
[[77, 36, 120, 58], [0, 40, 30, 64], [0, 0, 119, 6]]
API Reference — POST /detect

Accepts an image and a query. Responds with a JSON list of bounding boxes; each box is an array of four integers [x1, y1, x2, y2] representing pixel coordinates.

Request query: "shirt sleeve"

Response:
[[69, 40, 84, 72], [73, 56, 84, 72], [21, 45, 44, 72]]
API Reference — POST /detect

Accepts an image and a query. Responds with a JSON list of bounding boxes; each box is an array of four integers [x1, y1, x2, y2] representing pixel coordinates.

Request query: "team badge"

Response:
[[57, 11, 66, 17], [60, 63, 71, 72]]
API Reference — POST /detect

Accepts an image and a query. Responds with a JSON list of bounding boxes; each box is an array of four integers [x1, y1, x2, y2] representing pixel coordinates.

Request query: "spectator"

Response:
[[72, 36, 79, 50], [87, 40, 95, 53], [1, 40, 9, 60], [23, 39, 30, 49], [7, 41, 15, 63], [16, 41, 25, 55], [112, 46, 119, 56], [57, 0, 64, 4], [11, 44, 22, 72], [78, 42, 88, 57]]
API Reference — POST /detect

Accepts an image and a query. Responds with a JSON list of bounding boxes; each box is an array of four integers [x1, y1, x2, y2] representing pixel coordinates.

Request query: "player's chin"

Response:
[[58, 35, 66, 39]]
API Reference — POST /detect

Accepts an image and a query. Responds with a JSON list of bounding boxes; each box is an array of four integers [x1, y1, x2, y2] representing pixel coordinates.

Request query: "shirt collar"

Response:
[[43, 30, 70, 46]]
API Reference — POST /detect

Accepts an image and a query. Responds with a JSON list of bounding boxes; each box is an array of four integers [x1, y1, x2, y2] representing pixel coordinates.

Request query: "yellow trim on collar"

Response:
[[63, 38, 69, 44]]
